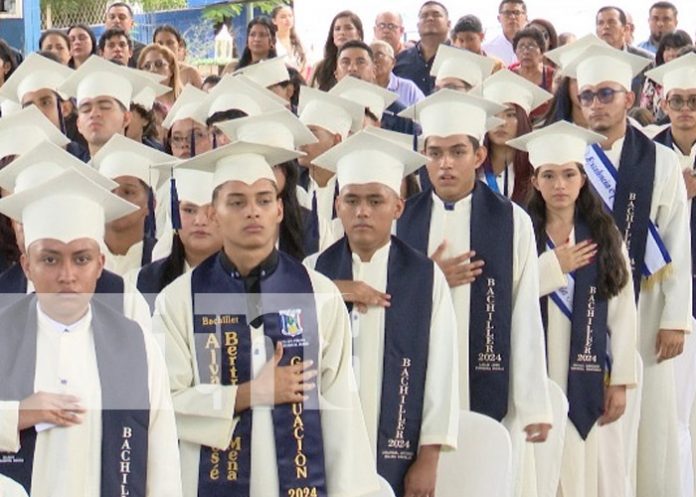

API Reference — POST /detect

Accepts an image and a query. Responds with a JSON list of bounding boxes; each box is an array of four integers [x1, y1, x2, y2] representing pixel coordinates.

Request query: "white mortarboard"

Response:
[[507, 120, 606, 168], [312, 130, 427, 195], [161, 84, 207, 129], [473, 69, 553, 114], [175, 141, 302, 189], [130, 68, 171, 111], [298, 86, 364, 138], [645, 52, 696, 95], [330, 76, 397, 121], [363, 126, 414, 149], [399, 89, 506, 141], [58, 55, 152, 108], [430, 44, 495, 87], [196, 74, 286, 120], [0, 53, 73, 103], [545, 34, 607, 70], [152, 159, 213, 207], [232, 57, 290, 88], [0, 106, 70, 159], [91, 134, 175, 189], [215, 108, 317, 150], [0, 168, 138, 249], [0, 141, 117, 193], [564, 44, 651, 91], [0, 98, 22, 117]]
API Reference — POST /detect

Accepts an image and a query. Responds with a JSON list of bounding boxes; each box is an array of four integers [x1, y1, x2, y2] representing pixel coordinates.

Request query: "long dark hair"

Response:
[[527, 165, 629, 299], [311, 10, 364, 91], [156, 233, 187, 291], [543, 76, 574, 125], [655, 29, 693, 66], [271, 5, 307, 68], [482, 103, 534, 206], [277, 160, 305, 260], [238, 16, 278, 69], [0, 39, 18, 82]]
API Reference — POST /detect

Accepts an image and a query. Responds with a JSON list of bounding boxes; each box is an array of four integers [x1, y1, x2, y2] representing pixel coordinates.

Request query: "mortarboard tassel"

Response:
[[57, 96, 67, 135], [170, 173, 182, 231], [190, 127, 196, 157], [212, 130, 218, 150], [144, 187, 157, 239]]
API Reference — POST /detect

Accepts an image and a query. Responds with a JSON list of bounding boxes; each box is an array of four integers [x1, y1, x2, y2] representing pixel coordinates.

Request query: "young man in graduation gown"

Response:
[[567, 43, 693, 497], [0, 168, 181, 497], [395, 89, 553, 495], [305, 131, 459, 497], [643, 52, 696, 497], [152, 141, 380, 497], [0, 141, 152, 332]]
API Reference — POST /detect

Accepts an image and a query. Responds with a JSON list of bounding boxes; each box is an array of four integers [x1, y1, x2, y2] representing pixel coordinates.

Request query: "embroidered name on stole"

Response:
[[191, 252, 327, 497], [0, 296, 150, 497], [397, 183, 514, 421], [315, 237, 433, 496]]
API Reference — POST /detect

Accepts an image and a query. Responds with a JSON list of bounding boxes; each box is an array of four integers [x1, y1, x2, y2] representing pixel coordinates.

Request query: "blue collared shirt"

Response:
[[637, 39, 658, 54], [387, 72, 426, 108]]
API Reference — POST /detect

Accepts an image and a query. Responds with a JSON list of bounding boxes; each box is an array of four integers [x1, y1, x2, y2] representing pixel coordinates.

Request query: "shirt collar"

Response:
[[37, 302, 92, 334], [219, 248, 280, 280]]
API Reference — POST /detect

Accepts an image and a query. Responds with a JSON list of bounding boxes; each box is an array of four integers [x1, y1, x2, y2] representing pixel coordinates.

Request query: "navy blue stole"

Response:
[[0, 265, 125, 314], [190, 252, 327, 497], [609, 125, 656, 298], [397, 183, 514, 421], [315, 237, 433, 496], [538, 220, 609, 439], [653, 127, 696, 318], [141, 236, 157, 266], [0, 296, 150, 496], [299, 206, 320, 257]]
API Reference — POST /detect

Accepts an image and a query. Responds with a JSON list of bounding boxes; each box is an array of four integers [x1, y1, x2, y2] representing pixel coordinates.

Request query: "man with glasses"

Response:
[[639, 2, 679, 54], [567, 43, 691, 497], [393, 1, 450, 96], [646, 50, 696, 497], [483, 0, 528, 66], [373, 11, 406, 56]]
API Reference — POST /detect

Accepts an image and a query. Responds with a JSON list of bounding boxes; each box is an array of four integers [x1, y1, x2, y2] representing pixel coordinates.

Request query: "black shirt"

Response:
[[393, 41, 437, 96]]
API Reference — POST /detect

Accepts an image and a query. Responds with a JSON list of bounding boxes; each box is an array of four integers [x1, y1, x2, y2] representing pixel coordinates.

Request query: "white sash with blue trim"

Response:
[[546, 238, 574, 321], [584, 144, 671, 277]]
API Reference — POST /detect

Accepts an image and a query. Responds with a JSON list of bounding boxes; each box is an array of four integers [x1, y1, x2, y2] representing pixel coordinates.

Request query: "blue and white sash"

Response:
[[584, 143, 670, 278], [545, 238, 574, 321]]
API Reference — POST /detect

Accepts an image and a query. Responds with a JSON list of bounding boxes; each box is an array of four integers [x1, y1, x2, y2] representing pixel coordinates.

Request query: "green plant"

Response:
[[141, 0, 187, 11], [202, 0, 288, 25]]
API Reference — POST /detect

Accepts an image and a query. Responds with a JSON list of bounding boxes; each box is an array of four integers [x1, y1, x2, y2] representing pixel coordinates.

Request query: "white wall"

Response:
[[294, 0, 696, 64]]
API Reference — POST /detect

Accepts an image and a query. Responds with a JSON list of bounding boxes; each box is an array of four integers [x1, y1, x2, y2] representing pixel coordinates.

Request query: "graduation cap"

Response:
[[563, 44, 651, 91], [363, 127, 414, 149], [298, 86, 364, 139], [430, 44, 495, 88], [545, 34, 608, 71], [175, 140, 302, 189], [91, 134, 174, 190], [232, 57, 290, 88], [399, 89, 506, 141], [161, 84, 208, 129], [0, 140, 117, 194], [196, 74, 286, 121], [645, 52, 696, 95], [0, 106, 70, 159], [507, 120, 606, 169], [472, 69, 553, 115], [0, 98, 22, 117], [330, 76, 397, 121], [130, 68, 171, 111], [0, 168, 138, 250], [214, 108, 316, 150], [58, 55, 153, 108], [312, 130, 427, 195], [0, 53, 73, 103]]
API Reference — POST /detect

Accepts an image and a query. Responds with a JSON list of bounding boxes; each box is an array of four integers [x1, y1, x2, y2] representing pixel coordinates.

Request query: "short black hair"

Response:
[[596, 6, 627, 26], [337, 39, 373, 60], [98, 28, 133, 51], [206, 108, 248, 128], [650, 1, 678, 16], [424, 135, 480, 150], [202, 74, 221, 88], [106, 1, 134, 17], [498, 0, 527, 13], [513, 26, 546, 52], [452, 15, 483, 35], [419, 1, 449, 17]]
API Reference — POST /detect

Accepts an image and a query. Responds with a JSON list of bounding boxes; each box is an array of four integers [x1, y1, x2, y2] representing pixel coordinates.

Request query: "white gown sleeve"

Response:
[[0, 401, 20, 452], [538, 250, 568, 297], [608, 245, 638, 387]]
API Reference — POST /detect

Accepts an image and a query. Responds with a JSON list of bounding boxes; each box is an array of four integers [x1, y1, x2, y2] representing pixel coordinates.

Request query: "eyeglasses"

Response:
[[142, 59, 169, 71], [500, 10, 525, 17], [578, 87, 626, 106], [376, 22, 401, 31], [667, 95, 696, 111], [516, 43, 540, 52]]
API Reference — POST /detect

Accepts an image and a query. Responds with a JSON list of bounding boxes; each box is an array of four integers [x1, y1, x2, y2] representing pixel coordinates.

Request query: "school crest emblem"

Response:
[[280, 309, 304, 337]]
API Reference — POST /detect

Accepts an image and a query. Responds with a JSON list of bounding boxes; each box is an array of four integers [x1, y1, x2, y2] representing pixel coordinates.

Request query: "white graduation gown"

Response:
[[422, 192, 552, 497], [0, 304, 182, 497], [104, 240, 146, 277], [602, 137, 692, 497], [153, 267, 380, 497], [304, 242, 459, 458], [539, 233, 637, 497]]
